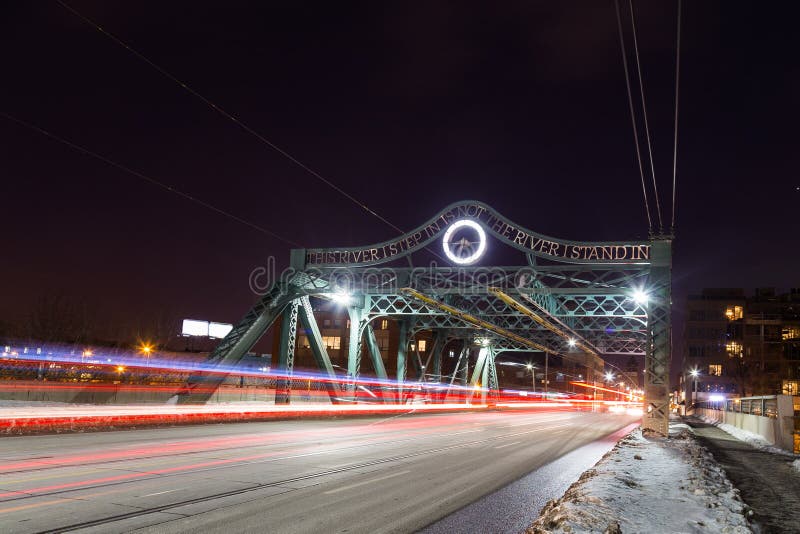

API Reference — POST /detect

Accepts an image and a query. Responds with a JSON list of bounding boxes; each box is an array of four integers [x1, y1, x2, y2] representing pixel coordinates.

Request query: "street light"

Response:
[[331, 291, 352, 305], [526, 363, 536, 394], [690, 368, 699, 408], [140, 343, 153, 366], [632, 288, 649, 306], [567, 338, 577, 348]]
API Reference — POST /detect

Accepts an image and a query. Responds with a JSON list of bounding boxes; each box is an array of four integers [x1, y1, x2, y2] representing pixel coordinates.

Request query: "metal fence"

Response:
[[697, 395, 779, 419]]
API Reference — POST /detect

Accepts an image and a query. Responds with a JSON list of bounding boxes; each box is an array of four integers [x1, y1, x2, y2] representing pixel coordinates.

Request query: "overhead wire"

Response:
[[56, 0, 405, 236], [614, 0, 653, 233], [628, 0, 663, 233], [671, 0, 682, 233], [0, 111, 302, 247]]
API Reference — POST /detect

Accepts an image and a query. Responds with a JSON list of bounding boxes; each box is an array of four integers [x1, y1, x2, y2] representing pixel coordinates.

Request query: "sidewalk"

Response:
[[686, 418, 800, 533]]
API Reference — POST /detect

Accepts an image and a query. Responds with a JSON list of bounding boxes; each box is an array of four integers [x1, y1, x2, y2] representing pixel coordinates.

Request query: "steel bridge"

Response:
[[179, 200, 672, 435]]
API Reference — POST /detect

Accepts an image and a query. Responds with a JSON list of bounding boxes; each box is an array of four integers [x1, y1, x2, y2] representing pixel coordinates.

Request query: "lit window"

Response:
[[298, 336, 310, 349], [724, 305, 743, 320], [782, 327, 800, 340], [322, 336, 341, 350], [782, 380, 799, 395], [410, 343, 416, 351], [708, 364, 722, 376], [418, 340, 427, 352], [725, 341, 743, 358], [381, 319, 388, 330]]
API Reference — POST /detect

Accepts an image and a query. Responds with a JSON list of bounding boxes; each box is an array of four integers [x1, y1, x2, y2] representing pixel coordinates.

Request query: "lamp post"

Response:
[[526, 363, 536, 394], [140, 344, 153, 367], [690, 368, 699, 410]]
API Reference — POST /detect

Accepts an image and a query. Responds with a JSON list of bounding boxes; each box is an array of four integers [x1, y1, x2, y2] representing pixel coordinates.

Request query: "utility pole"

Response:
[[527, 363, 535, 394], [544, 352, 549, 396]]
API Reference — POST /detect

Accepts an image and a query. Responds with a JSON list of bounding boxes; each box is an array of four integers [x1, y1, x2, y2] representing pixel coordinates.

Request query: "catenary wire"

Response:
[[56, 0, 404, 236], [0, 112, 302, 248], [614, 0, 653, 233], [628, 0, 663, 233], [671, 0, 682, 233]]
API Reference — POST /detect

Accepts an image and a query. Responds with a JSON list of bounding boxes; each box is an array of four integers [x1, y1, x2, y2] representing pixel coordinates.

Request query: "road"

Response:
[[0, 409, 636, 533]]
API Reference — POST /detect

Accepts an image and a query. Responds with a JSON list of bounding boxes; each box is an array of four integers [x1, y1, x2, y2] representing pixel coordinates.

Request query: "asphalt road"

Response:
[[0, 409, 636, 533]]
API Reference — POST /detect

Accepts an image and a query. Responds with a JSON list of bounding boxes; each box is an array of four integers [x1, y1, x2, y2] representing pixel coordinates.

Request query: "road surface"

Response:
[[0, 409, 636, 533]]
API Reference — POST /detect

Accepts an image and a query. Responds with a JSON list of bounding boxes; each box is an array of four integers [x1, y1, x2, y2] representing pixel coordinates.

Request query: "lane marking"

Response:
[[494, 441, 521, 449], [323, 470, 410, 495], [142, 489, 183, 497]]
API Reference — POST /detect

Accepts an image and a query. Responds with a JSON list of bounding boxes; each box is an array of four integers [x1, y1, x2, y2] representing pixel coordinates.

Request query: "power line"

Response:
[[614, 0, 653, 233], [628, 0, 663, 233], [0, 112, 302, 247], [671, 0, 682, 233], [56, 0, 405, 236]]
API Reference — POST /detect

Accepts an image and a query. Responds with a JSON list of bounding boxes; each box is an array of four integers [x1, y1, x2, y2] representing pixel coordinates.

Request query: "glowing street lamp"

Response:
[[526, 363, 536, 394], [140, 343, 153, 367], [605, 372, 615, 382], [567, 338, 577, 348], [330, 291, 352, 306], [632, 288, 649, 306]]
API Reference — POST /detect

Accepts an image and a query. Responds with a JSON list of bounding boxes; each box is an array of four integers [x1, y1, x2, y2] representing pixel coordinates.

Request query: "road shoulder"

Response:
[[527, 423, 751, 533]]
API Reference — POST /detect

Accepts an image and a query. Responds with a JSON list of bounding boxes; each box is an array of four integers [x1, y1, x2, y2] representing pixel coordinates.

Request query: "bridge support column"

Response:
[[429, 331, 444, 382], [346, 304, 365, 399], [396, 320, 409, 403], [297, 296, 341, 404], [275, 299, 299, 405], [642, 239, 672, 436]]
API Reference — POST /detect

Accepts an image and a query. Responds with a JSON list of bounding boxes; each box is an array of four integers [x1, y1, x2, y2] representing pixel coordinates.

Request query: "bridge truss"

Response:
[[180, 201, 672, 436]]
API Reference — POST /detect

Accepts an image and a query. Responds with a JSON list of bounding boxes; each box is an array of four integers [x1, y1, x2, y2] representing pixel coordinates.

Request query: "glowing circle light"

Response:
[[442, 219, 487, 265]]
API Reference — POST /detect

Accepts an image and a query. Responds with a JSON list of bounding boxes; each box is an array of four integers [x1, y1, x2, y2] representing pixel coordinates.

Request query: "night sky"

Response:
[[2, 2, 798, 360]]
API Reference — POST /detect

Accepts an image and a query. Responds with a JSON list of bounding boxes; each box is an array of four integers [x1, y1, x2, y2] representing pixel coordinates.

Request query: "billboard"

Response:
[[181, 319, 234, 338], [182, 319, 209, 337], [208, 322, 233, 339]]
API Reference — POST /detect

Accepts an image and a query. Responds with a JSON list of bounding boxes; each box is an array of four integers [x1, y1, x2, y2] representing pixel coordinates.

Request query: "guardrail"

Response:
[[697, 395, 779, 418], [695, 394, 799, 453]]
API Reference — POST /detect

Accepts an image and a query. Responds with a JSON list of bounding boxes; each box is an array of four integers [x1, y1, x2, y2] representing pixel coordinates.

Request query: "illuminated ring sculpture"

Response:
[[442, 219, 487, 265]]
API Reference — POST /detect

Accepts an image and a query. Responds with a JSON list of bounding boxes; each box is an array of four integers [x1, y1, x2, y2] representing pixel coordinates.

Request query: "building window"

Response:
[[334, 319, 341, 328], [782, 327, 800, 340], [298, 336, 310, 349], [418, 340, 427, 352], [708, 364, 722, 376], [380, 319, 388, 330], [724, 305, 743, 321], [322, 336, 341, 350], [782, 380, 799, 395], [323, 319, 331, 327], [725, 341, 743, 358]]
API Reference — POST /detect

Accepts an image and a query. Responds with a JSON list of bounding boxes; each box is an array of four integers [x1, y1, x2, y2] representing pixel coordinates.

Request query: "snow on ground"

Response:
[[528, 423, 751, 533], [698, 415, 796, 458]]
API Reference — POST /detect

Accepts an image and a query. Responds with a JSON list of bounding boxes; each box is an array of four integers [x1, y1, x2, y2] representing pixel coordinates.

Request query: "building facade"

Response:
[[682, 288, 800, 403]]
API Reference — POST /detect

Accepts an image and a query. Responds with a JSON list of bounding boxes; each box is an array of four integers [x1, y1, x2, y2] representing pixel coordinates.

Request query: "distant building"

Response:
[[682, 288, 800, 403]]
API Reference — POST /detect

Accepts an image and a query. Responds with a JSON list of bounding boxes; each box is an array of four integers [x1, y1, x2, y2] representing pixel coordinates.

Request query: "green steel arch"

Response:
[[179, 200, 672, 436]]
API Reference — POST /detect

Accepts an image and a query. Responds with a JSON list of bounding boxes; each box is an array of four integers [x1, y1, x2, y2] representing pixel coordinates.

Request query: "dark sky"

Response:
[[2, 2, 798, 355]]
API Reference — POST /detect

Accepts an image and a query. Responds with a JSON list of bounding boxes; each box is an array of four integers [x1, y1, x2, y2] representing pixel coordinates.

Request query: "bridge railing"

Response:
[[695, 394, 798, 453]]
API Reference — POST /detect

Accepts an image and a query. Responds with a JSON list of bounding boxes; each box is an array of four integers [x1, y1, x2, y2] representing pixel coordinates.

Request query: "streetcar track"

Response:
[[33, 423, 581, 533]]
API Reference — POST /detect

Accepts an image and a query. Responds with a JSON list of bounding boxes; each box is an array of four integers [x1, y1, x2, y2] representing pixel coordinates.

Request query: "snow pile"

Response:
[[528, 424, 751, 533], [793, 459, 800, 473]]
